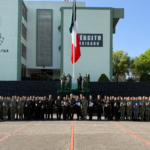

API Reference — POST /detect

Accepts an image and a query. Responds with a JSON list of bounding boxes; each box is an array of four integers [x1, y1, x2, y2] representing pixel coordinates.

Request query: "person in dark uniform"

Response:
[[34, 97, 40, 120], [113, 97, 119, 120], [95, 95, 103, 120], [75, 95, 81, 120], [47, 95, 55, 120], [80, 94, 84, 119], [25, 97, 31, 120], [68, 94, 76, 120], [77, 73, 82, 91], [66, 95, 70, 119], [88, 95, 95, 120], [40, 97, 45, 120], [55, 96, 62, 120], [105, 96, 111, 120], [109, 96, 114, 120], [61, 97, 68, 120], [29, 96, 34, 119], [102, 95, 107, 118]]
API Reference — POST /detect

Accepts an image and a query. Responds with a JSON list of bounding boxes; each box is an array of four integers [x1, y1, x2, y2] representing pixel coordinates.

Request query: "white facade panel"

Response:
[[0, 0, 19, 81], [63, 9, 111, 82], [24, 1, 86, 70]]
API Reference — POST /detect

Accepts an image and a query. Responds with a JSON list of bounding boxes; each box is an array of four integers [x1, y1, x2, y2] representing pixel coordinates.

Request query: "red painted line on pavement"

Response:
[[0, 121, 34, 142], [70, 121, 74, 150], [16, 133, 70, 135], [111, 121, 150, 146]]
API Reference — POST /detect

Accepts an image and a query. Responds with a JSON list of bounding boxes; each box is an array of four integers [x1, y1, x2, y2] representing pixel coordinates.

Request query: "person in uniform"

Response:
[[66, 74, 71, 90], [40, 97, 45, 120], [79, 94, 84, 119], [75, 95, 81, 120], [25, 97, 31, 120], [109, 96, 114, 120], [102, 95, 107, 118], [66, 95, 70, 119], [7, 97, 11, 120], [60, 73, 66, 91], [2, 97, 8, 121], [133, 97, 139, 121], [9, 96, 16, 121], [29, 96, 34, 119], [105, 96, 111, 120], [145, 97, 150, 121], [68, 94, 76, 120], [17, 97, 24, 120], [61, 96, 68, 120], [139, 96, 145, 121], [120, 97, 126, 121], [88, 95, 95, 120], [55, 96, 62, 120], [95, 95, 103, 120], [23, 97, 27, 120], [126, 97, 133, 121], [34, 97, 40, 120], [47, 95, 55, 120], [113, 97, 119, 120], [81, 96, 88, 120], [83, 74, 89, 92], [15, 96, 19, 120], [77, 73, 82, 91]]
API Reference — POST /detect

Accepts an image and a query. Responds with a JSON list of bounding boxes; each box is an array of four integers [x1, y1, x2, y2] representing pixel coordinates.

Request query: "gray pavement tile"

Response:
[[0, 134, 70, 150], [74, 134, 150, 150]]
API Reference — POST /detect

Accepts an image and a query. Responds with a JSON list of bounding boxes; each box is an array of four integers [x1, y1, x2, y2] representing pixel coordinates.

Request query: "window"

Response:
[[22, 23, 27, 40], [22, 2, 27, 21], [22, 44, 26, 59]]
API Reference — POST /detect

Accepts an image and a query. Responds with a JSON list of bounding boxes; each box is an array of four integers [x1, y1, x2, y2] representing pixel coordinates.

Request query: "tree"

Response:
[[113, 50, 131, 82], [98, 74, 110, 82], [131, 48, 150, 76]]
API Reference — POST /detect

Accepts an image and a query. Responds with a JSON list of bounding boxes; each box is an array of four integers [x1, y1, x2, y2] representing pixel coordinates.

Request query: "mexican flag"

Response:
[[69, 0, 81, 64]]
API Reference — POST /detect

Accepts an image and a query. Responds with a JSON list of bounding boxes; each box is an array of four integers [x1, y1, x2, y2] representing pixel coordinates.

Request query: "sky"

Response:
[[26, 0, 150, 58]]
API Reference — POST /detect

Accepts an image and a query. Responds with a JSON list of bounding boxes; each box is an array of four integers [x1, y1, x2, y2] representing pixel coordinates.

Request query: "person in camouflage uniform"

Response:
[[83, 74, 89, 92], [145, 97, 150, 121], [126, 97, 133, 121], [2, 97, 8, 120], [120, 97, 126, 121], [60, 73, 66, 91], [17, 97, 24, 120], [9, 96, 17, 121], [139, 96, 145, 121], [81, 96, 88, 120]]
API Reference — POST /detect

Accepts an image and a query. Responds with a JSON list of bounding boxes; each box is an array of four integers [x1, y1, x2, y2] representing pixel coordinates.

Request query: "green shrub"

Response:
[[126, 77, 135, 82], [53, 79, 60, 81], [98, 74, 110, 82], [140, 73, 150, 82]]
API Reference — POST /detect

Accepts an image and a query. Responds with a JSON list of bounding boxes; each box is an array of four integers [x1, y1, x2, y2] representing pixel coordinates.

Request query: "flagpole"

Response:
[[73, 0, 75, 78]]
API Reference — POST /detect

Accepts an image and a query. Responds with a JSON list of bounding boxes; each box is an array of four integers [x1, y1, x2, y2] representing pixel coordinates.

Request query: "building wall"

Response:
[[24, 1, 86, 70], [62, 8, 113, 82], [0, 0, 21, 81]]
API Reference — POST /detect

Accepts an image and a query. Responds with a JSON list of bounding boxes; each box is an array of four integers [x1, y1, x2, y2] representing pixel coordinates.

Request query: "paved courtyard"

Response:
[[0, 115, 150, 150]]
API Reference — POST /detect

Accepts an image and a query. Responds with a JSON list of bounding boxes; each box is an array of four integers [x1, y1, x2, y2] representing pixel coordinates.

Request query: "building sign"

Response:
[[0, 33, 4, 46], [79, 34, 103, 47], [0, 49, 9, 52], [0, 33, 8, 52]]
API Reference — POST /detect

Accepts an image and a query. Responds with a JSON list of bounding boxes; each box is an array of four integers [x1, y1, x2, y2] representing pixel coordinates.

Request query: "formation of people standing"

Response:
[[0, 95, 150, 121]]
